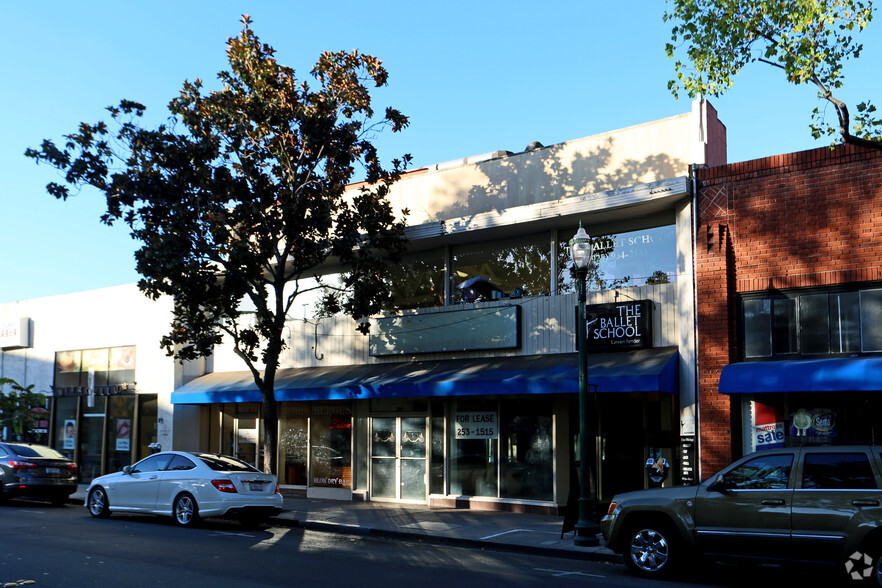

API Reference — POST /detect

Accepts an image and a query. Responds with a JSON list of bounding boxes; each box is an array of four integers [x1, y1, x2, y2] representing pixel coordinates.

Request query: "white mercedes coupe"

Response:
[[86, 451, 283, 528]]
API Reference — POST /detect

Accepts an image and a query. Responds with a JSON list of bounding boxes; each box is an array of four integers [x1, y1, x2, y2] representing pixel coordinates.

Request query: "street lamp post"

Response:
[[569, 223, 600, 547]]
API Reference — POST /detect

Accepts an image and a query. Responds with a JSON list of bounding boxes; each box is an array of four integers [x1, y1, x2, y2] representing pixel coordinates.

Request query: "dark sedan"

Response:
[[0, 442, 79, 506]]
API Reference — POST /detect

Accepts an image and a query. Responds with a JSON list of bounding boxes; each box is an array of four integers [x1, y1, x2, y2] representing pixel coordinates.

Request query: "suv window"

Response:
[[724, 454, 793, 489], [801, 453, 877, 489]]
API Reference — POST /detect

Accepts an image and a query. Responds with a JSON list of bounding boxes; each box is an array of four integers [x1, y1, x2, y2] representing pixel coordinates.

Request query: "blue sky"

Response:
[[3, 1, 881, 303]]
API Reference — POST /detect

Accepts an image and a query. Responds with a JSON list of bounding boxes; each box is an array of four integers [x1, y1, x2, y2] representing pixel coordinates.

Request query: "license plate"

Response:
[[46, 468, 60, 474], [248, 482, 265, 491]]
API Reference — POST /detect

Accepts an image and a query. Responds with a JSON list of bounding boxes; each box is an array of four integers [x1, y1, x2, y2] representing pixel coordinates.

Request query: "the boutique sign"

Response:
[[585, 300, 652, 350]]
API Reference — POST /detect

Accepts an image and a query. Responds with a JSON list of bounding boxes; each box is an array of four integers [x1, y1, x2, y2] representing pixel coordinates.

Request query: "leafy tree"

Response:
[[645, 270, 671, 285], [25, 16, 411, 474], [664, 0, 882, 150], [0, 378, 47, 442]]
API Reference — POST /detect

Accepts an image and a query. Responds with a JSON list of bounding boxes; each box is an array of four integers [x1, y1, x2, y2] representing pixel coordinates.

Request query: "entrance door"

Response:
[[370, 417, 427, 502]]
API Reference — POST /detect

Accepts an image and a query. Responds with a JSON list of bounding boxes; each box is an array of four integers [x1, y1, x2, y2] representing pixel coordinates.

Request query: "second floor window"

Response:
[[742, 288, 882, 359]]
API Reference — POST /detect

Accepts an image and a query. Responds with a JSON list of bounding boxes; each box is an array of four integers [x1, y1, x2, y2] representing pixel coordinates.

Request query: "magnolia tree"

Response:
[[665, 0, 882, 150], [26, 16, 411, 473]]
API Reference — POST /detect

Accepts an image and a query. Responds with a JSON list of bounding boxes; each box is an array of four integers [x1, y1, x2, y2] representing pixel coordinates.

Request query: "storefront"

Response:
[[173, 346, 679, 508], [51, 346, 159, 483], [720, 356, 882, 454]]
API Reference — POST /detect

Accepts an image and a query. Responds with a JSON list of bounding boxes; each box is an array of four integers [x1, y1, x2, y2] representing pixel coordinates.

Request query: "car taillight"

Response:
[[67, 463, 79, 472], [607, 502, 618, 516], [211, 479, 238, 493], [275, 482, 280, 495], [8, 460, 37, 471]]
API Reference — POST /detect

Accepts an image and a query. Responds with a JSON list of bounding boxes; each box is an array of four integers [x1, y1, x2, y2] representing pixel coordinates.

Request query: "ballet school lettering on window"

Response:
[[585, 300, 653, 350], [455, 412, 498, 439]]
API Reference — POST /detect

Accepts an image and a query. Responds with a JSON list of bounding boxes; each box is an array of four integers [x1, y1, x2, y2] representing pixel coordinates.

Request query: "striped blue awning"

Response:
[[171, 347, 679, 404]]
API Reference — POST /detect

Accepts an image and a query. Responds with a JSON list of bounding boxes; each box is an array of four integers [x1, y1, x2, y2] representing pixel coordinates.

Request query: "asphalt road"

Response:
[[0, 499, 848, 587]]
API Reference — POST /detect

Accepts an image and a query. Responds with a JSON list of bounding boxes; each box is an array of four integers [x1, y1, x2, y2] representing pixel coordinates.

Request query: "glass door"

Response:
[[370, 416, 427, 502]]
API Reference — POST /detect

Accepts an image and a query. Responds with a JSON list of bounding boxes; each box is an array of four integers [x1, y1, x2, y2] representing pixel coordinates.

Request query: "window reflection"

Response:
[[558, 225, 676, 293], [453, 233, 551, 302], [384, 249, 445, 311]]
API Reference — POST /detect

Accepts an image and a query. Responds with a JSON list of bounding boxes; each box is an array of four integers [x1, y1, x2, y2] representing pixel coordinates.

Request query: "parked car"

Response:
[[602, 445, 882, 584], [0, 441, 79, 506], [86, 451, 283, 528]]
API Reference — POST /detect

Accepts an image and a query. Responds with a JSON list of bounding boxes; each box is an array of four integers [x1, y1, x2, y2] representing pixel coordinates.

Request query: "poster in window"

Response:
[[63, 419, 76, 449], [115, 419, 131, 451]]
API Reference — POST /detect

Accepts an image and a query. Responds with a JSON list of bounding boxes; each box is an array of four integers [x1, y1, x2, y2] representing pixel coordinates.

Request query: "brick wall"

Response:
[[695, 143, 882, 477]]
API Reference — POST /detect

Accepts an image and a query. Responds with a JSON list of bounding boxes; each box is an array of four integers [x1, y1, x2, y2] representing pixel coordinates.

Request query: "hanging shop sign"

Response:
[[585, 300, 652, 350], [454, 412, 498, 439]]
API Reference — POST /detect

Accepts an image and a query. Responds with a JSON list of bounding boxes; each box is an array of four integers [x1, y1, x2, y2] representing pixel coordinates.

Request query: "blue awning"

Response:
[[171, 347, 679, 404], [719, 356, 882, 394]]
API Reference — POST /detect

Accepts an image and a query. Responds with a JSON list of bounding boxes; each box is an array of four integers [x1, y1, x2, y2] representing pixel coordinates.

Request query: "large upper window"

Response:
[[384, 249, 445, 311], [742, 288, 882, 359], [557, 225, 677, 293], [452, 233, 551, 302]]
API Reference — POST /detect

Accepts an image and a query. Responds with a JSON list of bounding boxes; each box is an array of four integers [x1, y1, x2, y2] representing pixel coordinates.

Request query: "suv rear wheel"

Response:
[[623, 520, 678, 578]]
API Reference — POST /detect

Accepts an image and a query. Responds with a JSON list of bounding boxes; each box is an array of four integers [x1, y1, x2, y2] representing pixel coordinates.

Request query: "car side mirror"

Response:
[[123, 466, 133, 475]]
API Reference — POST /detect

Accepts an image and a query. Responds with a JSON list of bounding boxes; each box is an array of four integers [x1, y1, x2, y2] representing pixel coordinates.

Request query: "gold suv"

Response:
[[601, 445, 882, 583]]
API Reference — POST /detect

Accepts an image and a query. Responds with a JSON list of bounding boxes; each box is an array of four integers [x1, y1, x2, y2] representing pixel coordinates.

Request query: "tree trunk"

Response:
[[261, 386, 279, 475]]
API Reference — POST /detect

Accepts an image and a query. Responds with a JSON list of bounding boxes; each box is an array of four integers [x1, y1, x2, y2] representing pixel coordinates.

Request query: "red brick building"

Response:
[[695, 144, 882, 478]]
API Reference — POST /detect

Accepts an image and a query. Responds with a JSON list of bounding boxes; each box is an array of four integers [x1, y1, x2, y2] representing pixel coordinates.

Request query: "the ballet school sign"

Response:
[[585, 300, 652, 350]]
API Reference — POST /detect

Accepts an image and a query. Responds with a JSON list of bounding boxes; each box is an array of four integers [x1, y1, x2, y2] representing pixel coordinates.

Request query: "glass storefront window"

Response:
[[861, 290, 882, 351], [137, 395, 158, 458], [280, 404, 309, 485], [53, 396, 78, 461], [79, 397, 107, 483], [430, 400, 445, 495], [107, 396, 135, 473], [453, 233, 551, 302], [310, 403, 352, 489], [558, 225, 676, 293], [499, 399, 553, 501], [449, 399, 498, 497], [385, 249, 446, 311]]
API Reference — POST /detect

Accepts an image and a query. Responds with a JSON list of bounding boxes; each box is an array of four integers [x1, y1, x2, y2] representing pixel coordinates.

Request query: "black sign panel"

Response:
[[585, 299, 652, 350], [679, 435, 696, 484]]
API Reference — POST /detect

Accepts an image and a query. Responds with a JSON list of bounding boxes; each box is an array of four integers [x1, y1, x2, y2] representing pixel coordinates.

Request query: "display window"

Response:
[[746, 393, 882, 453], [310, 403, 352, 489]]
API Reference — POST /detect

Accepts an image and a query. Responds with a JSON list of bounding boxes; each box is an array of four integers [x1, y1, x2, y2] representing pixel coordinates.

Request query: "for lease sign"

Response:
[[454, 412, 497, 439]]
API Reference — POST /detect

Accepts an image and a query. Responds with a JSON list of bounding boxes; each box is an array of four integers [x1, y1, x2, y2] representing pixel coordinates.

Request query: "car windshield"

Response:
[[195, 453, 260, 473], [8, 444, 65, 459]]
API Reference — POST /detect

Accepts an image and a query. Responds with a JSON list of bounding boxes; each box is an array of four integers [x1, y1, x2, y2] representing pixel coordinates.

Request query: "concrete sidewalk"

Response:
[[70, 486, 619, 563]]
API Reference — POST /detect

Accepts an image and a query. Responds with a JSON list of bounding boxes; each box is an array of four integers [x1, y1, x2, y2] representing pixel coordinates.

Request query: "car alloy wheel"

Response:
[[626, 525, 674, 577], [173, 493, 199, 527], [88, 487, 110, 518]]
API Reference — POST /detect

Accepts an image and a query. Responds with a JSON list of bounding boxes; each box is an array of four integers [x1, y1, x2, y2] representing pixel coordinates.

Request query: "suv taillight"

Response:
[[607, 502, 618, 516], [211, 479, 238, 493]]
